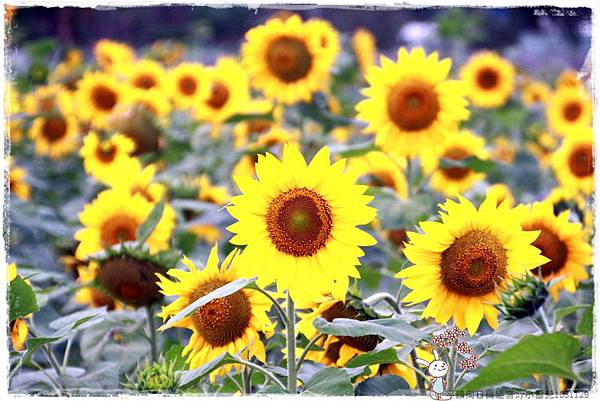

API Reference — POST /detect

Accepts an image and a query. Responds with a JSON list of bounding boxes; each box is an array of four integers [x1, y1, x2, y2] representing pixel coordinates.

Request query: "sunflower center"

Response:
[[563, 101, 582, 122], [440, 230, 507, 296], [178, 76, 198, 96], [207, 81, 230, 109], [90, 289, 116, 311], [526, 224, 569, 277], [568, 144, 594, 178], [96, 143, 117, 164], [266, 36, 313, 83], [387, 80, 440, 132], [42, 116, 68, 142], [247, 119, 272, 134], [266, 187, 333, 257], [134, 74, 157, 89], [191, 279, 252, 347], [321, 301, 379, 352], [441, 147, 471, 180], [91, 85, 117, 111], [39, 97, 55, 113], [100, 215, 138, 247], [476, 67, 500, 90]]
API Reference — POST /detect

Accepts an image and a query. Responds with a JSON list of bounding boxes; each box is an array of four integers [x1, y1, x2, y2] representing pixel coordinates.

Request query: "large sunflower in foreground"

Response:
[[29, 113, 80, 159], [80, 132, 138, 185], [76, 72, 126, 129], [396, 195, 548, 335], [551, 126, 594, 196], [75, 188, 175, 259], [460, 51, 515, 109], [227, 144, 377, 306], [157, 245, 274, 379], [167, 63, 210, 109], [356, 47, 470, 159], [516, 201, 591, 300], [546, 87, 592, 136], [241, 15, 331, 104]]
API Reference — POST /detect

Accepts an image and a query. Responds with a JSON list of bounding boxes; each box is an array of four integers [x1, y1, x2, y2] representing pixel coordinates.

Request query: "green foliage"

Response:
[[125, 357, 181, 393], [9, 276, 39, 322], [577, 305, 593, 337], [136, 200, 165, 244], [302, 367, 354, 396], [313, 317, 426, 345], [355, 375, 410, 395]]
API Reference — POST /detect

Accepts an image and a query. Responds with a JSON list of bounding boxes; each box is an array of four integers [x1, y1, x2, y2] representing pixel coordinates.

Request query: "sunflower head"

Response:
[[352, 28, 377, 75], [29, 113, 80, 159], [521, 80, 550, 107], [546, 87, 592, 136], [80, 132, 139, 185], [460, 51, 515, 109], [76, 72, 125, 129], [496, 273, 548, 320], [551, 126, 594, 196], [125, 357, 180, 394], [94, 39, 135, 72], [168, 63, 210, 108]]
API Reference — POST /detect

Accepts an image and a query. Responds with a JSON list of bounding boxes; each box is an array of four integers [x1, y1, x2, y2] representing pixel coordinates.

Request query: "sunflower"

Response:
[[74, 188, 175, 260], [74, 262, 120, 311], [460, 51, 516, 109], [305, 18, 341, 68], [527, 130, 558, 167], [94, 39, 136, 72], [356, 47, 470, 159], [23, 84, 73, 116], [516, 201, 592, 300], [422, 130, 489, 197], [197, 175, 230, 206], [352, 28, 377, 75], [156, 245, 274, 379], [490, 136, 517, 164], [188, 224, 223, 244], [521, 80, 550, 107], [76, 72, 126, 129], [80, 132, 139, 185], [551, 126, 594, 196], [242, 15, 331, 104], [29, 113, 80, 159], [5, 82, 24, 143], [108, 162, 167, 204], [486, 183, 514, 207], [120, 88, 172, 122], [556, 69, 582, 89], [232, 99, 275, 149], [7, 157, 31, 201], [168, 63, 210, 109], [346, 151, 408, 199], [546, 87, 592, 136], [396, 195, 549, 335], [227, 144, 377, 306], [123, 59, 167, 92]]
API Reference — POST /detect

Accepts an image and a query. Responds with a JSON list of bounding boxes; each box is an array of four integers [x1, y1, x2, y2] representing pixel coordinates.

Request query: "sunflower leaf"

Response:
[[225, 111, 274, 124], [302, 367, 354, 396], [345, 348, 400, 368], [178, 352, 237, 387], [9, 276, 39, 322], [577, 305, 593, 337], [136, 200, 165, 244], [553, 304, 589, 326], [355, 375, 411, 395], [313, 317, 426, 345]]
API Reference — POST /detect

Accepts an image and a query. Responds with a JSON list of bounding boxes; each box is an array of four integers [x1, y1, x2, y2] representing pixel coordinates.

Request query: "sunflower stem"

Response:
[[253, 286, 289, 327], [410, 348, 426, 393], [296, 333, 326, 372], [146, 305, 158, 363], [230, 357, 286, 390], [285, 291, 297, 394]]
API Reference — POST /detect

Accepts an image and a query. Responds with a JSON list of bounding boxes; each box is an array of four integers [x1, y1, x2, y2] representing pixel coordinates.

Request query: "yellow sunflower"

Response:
[[108, 162, 167, 204], [490, 136, 517, 164], [80, 132, 138, 185], [168, 63, 210, 109], [94, 39, 136, 73], [551, 126, 594, 196], [352, 28, 377, 75], [5, 82, 24, 143], [527, 130, 558, 167], [188, 224, 223, 244], [120, 88, 172, 122], [556, 69, 582, 89], [546, 87, 592, 136], [346, 151, 408, 199], [74, 262, 120, 311], [23, 84, 73, 116], [74, 188, 175, 259], [156, 245, 274, 379], [486, 183, 514, 207], [241, 14, 331, 104], [7, 157, 31, 201], [29, 113, 80, 159], [305, 18, 341, 68], [228, 144, 377, 307], [521, 80, 550, 107], [76, 72, 126, 129], [232, 99, 275, 149], [422, 130, 489, 197], [460, 51, 516, 109], [356, 47, 470, 159], [516, 201, 592, 300], [123, 59, 167, 92], [396, 195, 548, 335], [197, 174, 230, 206]]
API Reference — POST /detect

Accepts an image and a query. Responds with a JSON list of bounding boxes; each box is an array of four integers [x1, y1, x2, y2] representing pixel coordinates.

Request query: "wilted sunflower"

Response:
[[356, 47, 470, 159], [157, 245, 274, 379], [74, 262, 120, 311], [422, 130, 489, 197], [23, 84, 73, 116], [346, 151, 408, 199], [546, 87, 592, 136], [352, 28, 377, 75], [29, 113, 80, 159], [76, 72, 126, 128], [242, 14, 331, 104], [396, 195, 548, 335], [168, 63, 209, 109], [75, 188, 175, 259], [7, 158, 31, 201], [460, 51, 515, 109], [228, 144, 377, 306], [521, 80, 550, 107], [551, 126, 594, 196], [516, 201, 592, 300], [123, 59, 167, 92], [94, 39, 136, 72], [80, 132, 138, 185]]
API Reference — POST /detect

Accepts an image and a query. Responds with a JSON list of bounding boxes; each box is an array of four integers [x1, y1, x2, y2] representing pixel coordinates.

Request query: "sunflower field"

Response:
[[5, 5, 595, 397]]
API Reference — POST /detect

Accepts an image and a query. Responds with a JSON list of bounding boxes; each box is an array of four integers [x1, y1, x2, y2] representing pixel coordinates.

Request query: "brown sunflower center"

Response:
[[563, 101, 583, 122], [96, 144, 117, 164], [42, 116, 68, 142], [387, 80, 440, 132], [191, 279, 252, 347], [266, 187, 333, 257], [39, 97, 55, 113], [440, 230, 507, 296], [247, 119, 272, 135], [476, 67, 500, 90], [133, 74, 157, 90], [178, 75, 198, 96], [266, 36, 312, 83], [388, 228, 408, 248], [100, 215, 138, 247], [526, 224, 569, 278], [207, 81, 230, 109], [568, 144, 594, 178], [91, 85, 117, 111], [368, 171, 396, 188], [441, 147, 471, 180], [90, 289, 116, 311], [321, 301, 379, 352]]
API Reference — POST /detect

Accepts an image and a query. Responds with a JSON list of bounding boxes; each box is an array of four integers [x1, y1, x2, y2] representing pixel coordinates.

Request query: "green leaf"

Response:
[[332, 142, 379, 158], [346, 348, 400, 368], [161, 276, 256, 330], [302, 367, 353, 396], [554, 304, 590, 325], [313, 317, 426, 345], [459, 333, 580, 393], [178, 353, 237, 386], [577, 305, 593, 336], [136, 200, 165, 244], [164, 344, 188, 371], [225, 111, 274, 124], [9, 276, 39, 322], [21, 336, 62, 363], [439, 156, 496, 174], [355, 375, 410, 395]]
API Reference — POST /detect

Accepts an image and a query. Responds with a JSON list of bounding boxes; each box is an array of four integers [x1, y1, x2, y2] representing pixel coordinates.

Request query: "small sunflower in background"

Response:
[[123, 59, 168, 92], [167, 62, 209, 109], [29, 113, 80, 159], [242, 14, 331, 105], [460, 51, 515, 109], [346, 151, 408, 199], [546, 87, 592, 136], [486, 183, 514, 207], [555, 69, 582, 89], [109, 162, 166, 203], [527, 129, 558, 167], [22, 84, 73, 116], [521, 80, 550, 107], [356, 47, 470, 159], [197, 174, 230, 206], [490, 136, 517, 164], [120, 88, 172, 122], [397, 195, 548, 334], [157, 245, 274, 380], [551, 126, 594, 196], [228, 144, 377, 307], [5, 82, 24, 143], [94, 39, 136, 73], [7, 157, 31, 201], [76, 72, 126, 129], [516, 201, 592, 300], [232, 100, 276, 149], [305, 18, 341, 68], [74, 262, 120, 311], [80, 132, 138, 185], [422, 129, 489, 197], [352, 28, 377, 75]]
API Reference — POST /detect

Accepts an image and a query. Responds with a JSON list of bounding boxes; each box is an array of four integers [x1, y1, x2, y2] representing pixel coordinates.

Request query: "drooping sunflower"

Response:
[[123, 59, 167, 92], [7, 158, 31, 201], [551, 126, 594, 196], [156, 245, 274, 378], [74, 188, 175, 260], [94, 39, 136, 73], [422, 130, 489, 197], [29, 113, 80, 159], [241, 14, 331, 105], [546, 87, 592, 136], [396, 195, 548, 335], [76, 72, 126, 129], [460, 51, 516, 109], [120, 88, 172, 122], [305, 18, 341, 68], [356, 47, 470, 159], [228, 144, 377, 306], [74, 262, 120, 311], [346, 151, 408, 199], [521, 80, 550, 107], [352, 28, 377, 75], [516, 201, 592, 300], [168, 63, 210, 109], [80, 132, 138, 185]]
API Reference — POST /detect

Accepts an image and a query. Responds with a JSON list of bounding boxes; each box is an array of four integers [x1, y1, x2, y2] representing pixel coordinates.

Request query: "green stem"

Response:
[[296, 333, 327, 371], [410, 349, 426, 392], [447, 343, 456, 393], [146, 305, 158, 363], [62, 335, 73, 369], [230, 357, 286, 391], [286, 292, 297, 394], [253, 286, 289, 327]]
